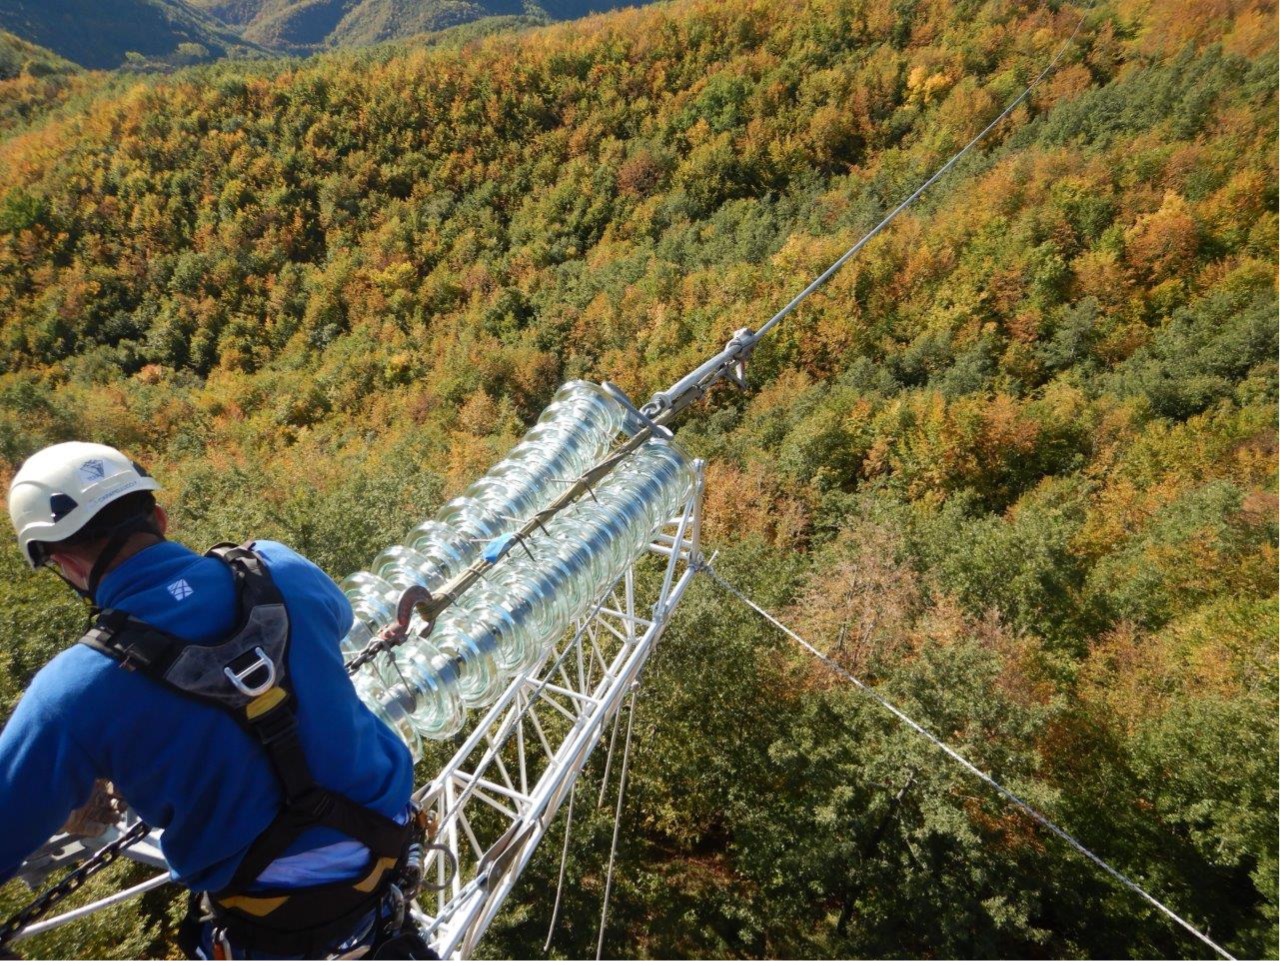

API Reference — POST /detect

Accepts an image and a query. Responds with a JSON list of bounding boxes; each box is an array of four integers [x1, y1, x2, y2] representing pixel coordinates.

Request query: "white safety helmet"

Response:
[[8, 441, 160, 568]]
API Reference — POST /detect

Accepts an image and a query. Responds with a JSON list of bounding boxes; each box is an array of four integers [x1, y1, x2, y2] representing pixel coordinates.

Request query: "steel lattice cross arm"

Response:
[[412, 462, 706, 959]]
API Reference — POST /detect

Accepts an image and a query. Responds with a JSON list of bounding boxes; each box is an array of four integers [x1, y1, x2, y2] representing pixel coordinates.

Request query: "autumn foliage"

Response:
[[0, 0, 1276, 959]]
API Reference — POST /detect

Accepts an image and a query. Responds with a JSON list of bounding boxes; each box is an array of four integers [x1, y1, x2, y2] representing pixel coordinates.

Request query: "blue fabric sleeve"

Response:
[[0, 665, 101, 883], [324, 570, 355, 644], [252, 541, 354, 647]]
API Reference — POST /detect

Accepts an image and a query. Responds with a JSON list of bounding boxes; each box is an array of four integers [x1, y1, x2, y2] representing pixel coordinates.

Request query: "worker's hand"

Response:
[[60, 779, 124, 838]]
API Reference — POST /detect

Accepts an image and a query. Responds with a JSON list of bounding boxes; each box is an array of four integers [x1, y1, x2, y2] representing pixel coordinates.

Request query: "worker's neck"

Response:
[[88, 533, 167, 591]]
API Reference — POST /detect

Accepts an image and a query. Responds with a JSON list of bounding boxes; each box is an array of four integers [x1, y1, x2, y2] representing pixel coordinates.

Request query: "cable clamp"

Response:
[[724, 327, 754, 388]]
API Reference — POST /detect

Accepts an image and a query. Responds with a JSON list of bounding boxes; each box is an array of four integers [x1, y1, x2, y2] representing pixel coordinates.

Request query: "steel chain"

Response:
[[0, 820, 152, 951], [344, 637, 392, 674]]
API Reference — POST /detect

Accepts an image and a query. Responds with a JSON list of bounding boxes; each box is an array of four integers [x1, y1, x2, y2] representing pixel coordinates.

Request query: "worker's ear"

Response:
[[154, 504, 168, 537], [48, 550, 90, 590]]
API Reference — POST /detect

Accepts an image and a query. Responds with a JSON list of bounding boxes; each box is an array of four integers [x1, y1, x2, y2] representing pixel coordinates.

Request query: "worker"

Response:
[[1, 442, 431, 959]]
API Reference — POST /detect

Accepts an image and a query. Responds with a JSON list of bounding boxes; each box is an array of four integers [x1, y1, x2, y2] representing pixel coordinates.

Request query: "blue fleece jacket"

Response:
[[0, 540, 413, 892]]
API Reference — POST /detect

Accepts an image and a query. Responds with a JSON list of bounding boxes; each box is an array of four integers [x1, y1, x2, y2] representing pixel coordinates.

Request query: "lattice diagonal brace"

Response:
[[412, 460, 705, 959]]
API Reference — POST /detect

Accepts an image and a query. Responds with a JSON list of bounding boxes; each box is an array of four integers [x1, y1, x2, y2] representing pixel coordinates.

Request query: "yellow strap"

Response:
[[217, 855, 397, 919], [216, 894, 289, 917], [353, 856, 398, 893], [245, 686, 288, 720]]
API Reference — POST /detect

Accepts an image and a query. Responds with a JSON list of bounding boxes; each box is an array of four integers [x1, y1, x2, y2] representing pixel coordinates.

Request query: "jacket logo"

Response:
[[78, 459, 106, 483], [167, 579, 194, 601]]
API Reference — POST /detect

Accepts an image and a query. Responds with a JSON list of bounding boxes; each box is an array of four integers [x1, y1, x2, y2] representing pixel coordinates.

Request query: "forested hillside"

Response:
[[0, 0, 265, 70], [187, 0, 655, 52], [0, 0, 1276, 959], [0, 31, 107, 136]]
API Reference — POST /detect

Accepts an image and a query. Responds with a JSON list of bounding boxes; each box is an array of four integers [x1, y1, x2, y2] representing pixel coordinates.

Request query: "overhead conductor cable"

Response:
[[702, 563, 1235, 962], [641, 7, 1092, 425], [746, 9, 1089, 347]]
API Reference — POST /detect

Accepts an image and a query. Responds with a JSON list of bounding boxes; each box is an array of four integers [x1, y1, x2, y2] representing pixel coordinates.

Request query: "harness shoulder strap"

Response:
[[80, 609, 187, 676], [76, 542, 412, 902]]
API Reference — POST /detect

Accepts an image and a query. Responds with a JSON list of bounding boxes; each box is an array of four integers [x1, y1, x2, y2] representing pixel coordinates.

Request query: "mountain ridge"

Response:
[[0, 0, 656, 68], [0, 0, 267, 70], [189, 0, 655, 51], [0, 29, 106, 135]]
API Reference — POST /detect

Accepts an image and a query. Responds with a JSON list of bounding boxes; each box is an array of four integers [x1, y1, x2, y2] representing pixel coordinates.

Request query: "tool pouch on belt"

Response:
[[78, 541, 414, 956]]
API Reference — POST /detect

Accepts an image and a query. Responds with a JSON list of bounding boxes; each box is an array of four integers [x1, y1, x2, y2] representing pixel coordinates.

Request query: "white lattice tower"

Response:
[[414, 461, 704, 958]]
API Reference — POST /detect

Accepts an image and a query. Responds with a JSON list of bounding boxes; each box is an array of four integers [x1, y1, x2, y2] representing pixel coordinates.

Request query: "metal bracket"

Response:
[[637, 326, 758, 424], [600, 382, 674, 440]]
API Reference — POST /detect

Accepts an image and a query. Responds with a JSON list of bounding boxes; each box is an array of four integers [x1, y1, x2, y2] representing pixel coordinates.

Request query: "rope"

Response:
[[543, 783, 576, 953], [595, 687, 638, 960], [699, 562, 1236, 961]]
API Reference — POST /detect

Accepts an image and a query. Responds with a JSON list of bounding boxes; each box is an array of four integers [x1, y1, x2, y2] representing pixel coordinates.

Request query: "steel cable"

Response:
[[542, 783, 576, 953], [700, 561, 1235, 961], [595, 687, 639, 960], [746, 8, 1090, 349]]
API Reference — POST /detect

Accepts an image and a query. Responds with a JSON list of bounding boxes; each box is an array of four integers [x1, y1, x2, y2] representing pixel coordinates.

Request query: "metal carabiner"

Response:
[[212, 926, 234, 960]]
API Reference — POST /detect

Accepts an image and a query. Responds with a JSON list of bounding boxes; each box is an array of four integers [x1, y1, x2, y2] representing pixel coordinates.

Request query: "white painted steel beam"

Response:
[[417, 462, 704, 959]]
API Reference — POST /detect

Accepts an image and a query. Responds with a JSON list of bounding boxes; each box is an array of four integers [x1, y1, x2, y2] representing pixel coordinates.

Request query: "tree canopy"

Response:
[[0, 0, 1276, 958]]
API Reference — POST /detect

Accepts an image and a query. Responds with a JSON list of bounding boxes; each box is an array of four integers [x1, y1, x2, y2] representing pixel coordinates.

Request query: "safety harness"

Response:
[[76, 542, 417, 957]]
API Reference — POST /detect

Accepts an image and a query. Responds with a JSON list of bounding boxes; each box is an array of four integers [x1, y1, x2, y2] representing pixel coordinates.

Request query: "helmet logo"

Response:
[[78, 459, 106, 483], [168, 579, 194, 601]]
